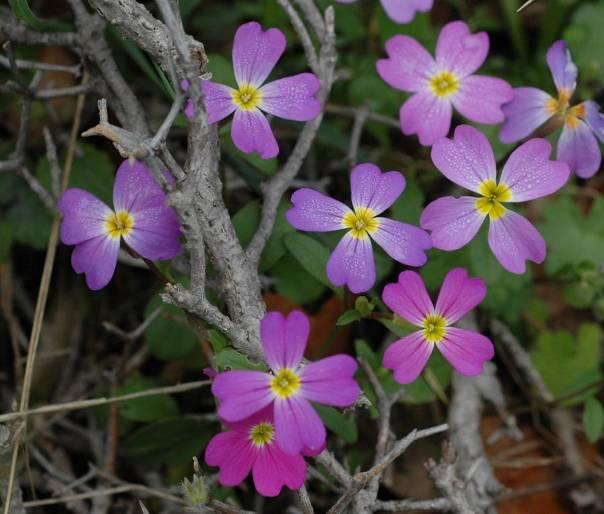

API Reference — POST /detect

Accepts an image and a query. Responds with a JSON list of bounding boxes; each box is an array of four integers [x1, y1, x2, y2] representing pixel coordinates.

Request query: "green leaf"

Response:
[[115, 376, 179, 422], [232, 201, 261, 247], [315, 404, 358, 444], [207, 329, 229, 352], [336, 309, 362, 326], [389, 178, 424, 224], [564, 2, 604, 84], [284, 233, 333, 291], [401, 351, 452, 404], [9, 0, 72, 32], [272, 253, 326, 304], [122, 417, 209, 465], [583, 397, 604, 443], [260, 201, 295, 272], [214, 349, 266, 371], [144, 296, 198, 361]]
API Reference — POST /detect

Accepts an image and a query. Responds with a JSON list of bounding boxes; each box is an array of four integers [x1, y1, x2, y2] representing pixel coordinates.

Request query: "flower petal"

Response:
[[274, 396, 325, 455], [382, 270, 433, 326], [113, 160, 163, 214], [557, 120, 602, 179], [376, 35, 434, 92], [71, 235, 120, 290], [58, 188, 112, 245], [430, 125, 496, 192], [500, 138, 570, 201], [212, 371, 273, 421], [259, 73, 321, 121], [383, 331, 433, 384], [326, 233, 376, 294], [286, 188, 351, 232], [499, 87, 554, 144], [420, 196, 485, 251], [435, 268, 486, 323], [381, 0, 433, 23], [350, 163, 406, 215], [300, 355, 360, 407], [205, 431, 255, 487], [233, 22, 286, 87], [438, 327, 494, 376], [200, 80, 237, 123], [122, 204, 182, 260], [231, 109, 279, 159], [435, 21, 489, 78], [252, 445, 306, 497], [546, 40, 577, 95], [371, 218, 431, 266], [400, 92, 452, 146], [453, 75, 513, 124], [583, 101, 604, 143], [261, 311, 309, 370], [488, 209, 546, 274]]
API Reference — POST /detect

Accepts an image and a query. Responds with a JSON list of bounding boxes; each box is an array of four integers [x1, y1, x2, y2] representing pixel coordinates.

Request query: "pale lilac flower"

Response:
[[205, 406, 320, 497], [211, 311, 359, 455], [376, 20, 513, 146], [421, 125, 570, 274], [58, 160, 181, 290], [286, 163, 431, 294], [190, 21, 321, 159], [336, 0, 433, 24], [383, 268, 494, 384], [500, 40, 604, 178]]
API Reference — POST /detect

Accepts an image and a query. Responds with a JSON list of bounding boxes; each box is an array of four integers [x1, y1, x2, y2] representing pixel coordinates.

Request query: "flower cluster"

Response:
[[206, 311, 359, 496]]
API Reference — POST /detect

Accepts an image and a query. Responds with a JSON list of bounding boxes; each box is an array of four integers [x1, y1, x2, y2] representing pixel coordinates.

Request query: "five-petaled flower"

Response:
[[376, 20, 513, 146], [382, 268, 494, 383], [286, 163, 431, 294], [58, 160, 181, 290], [211, 311, 360, 455], [421, 125, 570, 274], [205, 405, 321, 497], [500, 40, 604, 178], [188, 21, 321, 159], [335, 0, 433, 24]]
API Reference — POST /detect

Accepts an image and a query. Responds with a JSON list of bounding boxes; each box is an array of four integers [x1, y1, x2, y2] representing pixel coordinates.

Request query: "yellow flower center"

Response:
[[475, 179, 512, 220], [545, 88, 572, 116], [565, 103, 586, 130], [231, 83, 262, 111], [422, 313, 447, 344], [105, 210, 134, 239], [342, 207, 380, 239], [428, 71, 460, 98], [249, 422, 275, 447], [270, 368, 301, 399]]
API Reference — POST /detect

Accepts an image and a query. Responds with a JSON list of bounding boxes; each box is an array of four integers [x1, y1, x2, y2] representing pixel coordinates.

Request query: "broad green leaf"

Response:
[[207, 329, 229, 352], [214, 349, 266, 371], [115, 375, 179, 422], [284, 233, 333, 290], [583, 397, 604, 443], [272, 253, 326, 304], [389, 178, 424, 225], [260, 200, 295, 272], [232, 201, 261, 247], [315, 404, 358, 444]]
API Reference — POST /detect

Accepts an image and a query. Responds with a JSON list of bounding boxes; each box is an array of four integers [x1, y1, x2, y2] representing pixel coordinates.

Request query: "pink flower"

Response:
[[211, 311, 360, 455], [189, 22, 321, 159], [382, 268, 494, 384], [336, 0, 433, 24], [420, 125, 570, 274], [58, 160, 181, 290], [286, 163, 431, 294], [376, 20, 513, 146], [500, 40, 604, 178], [205, 406, 320, 497]]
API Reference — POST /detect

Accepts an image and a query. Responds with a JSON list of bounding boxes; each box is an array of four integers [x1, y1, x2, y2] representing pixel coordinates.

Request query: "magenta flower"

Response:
[[211, 311, 359, 455], [500, 40, 604, 178], [376, 20, 513, 146], [421, 125, 570, 274], [383, 268, 494, 384], [336, 0, 433, 24], [205, 406, 320, 497], [194, 21, 321, 159], [286, 163, 431, 294], [58, 160, 181, 290]]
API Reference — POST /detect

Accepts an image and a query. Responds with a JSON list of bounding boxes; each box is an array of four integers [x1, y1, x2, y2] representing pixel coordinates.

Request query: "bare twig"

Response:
[[102, 307, 163, 342]]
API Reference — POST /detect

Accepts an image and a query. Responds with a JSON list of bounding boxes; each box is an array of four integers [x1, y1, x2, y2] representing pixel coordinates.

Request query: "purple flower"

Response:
[[421, 125, 570, 274], [336, 0, 433, 24], [500, 40, 604, 178], [211, 311, 359, 455], [192, 21, 321, 159], [205, 406, 320, 497], [286, 163, 431, 294], [383, 268, 494, 384], [376, 20, 513, 146], [58, 160, 181, 290]]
